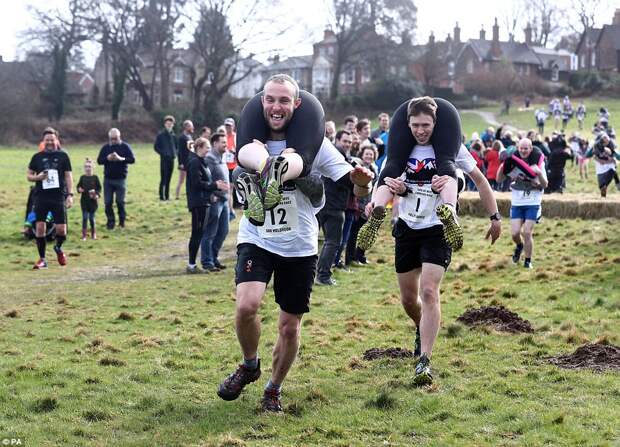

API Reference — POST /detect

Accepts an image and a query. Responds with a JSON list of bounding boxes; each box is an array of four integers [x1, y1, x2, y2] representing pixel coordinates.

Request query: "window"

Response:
[[174, 67, 184, 83], [525, 64, 530, 76], [328, 46, 334, 56], [133, 91, 141, 105], [466, 59, 474, 74], [361, 69, 371, 84], [551, 65, 559, 82], [346, 68, 355, 84], [174, 89, 184, 102], [591, 52, 596, 68]]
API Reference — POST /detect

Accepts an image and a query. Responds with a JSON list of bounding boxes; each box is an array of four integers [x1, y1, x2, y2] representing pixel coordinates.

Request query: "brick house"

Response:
[[575, 28, 602, 70], [595, 9, 620, 72]]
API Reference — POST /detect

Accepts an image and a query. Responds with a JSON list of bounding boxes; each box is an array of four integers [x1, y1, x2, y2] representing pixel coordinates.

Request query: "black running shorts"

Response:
[[235, 243, 317, 314], [393, 220, 451, 273], [34, 199, 67, 225]]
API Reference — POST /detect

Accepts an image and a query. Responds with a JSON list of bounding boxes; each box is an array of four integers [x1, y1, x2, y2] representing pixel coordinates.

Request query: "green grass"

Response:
[[0, 145, 619, 446]]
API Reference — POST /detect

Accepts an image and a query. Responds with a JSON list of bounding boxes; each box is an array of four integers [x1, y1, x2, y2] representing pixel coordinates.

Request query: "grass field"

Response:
[[0, 142, 619, 446]]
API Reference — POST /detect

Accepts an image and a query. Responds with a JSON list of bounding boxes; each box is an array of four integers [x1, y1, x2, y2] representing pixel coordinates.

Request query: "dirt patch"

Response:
[[363, 347, 414, 361], [547, 343, 620, 372], [457, 306, 534, 333]]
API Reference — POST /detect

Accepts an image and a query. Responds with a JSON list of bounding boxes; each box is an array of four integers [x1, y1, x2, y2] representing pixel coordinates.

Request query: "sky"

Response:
[[1, 0, 619, 66]]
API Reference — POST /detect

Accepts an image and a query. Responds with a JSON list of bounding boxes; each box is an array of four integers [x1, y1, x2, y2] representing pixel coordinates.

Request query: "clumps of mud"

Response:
[[547, 343, 620, 372], [457, 306, 534, 333], [363, 347, 414, 361]]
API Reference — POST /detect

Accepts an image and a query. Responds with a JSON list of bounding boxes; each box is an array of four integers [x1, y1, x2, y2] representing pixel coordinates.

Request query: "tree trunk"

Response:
[[111, 61, 127, 121], [330, 59, 342, 100]]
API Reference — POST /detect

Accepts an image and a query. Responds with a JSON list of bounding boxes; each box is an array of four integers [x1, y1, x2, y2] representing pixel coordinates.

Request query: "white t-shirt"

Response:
[[594, 159, 617, 175], [237, 138, 352, 257], [397, 144, 476, 230]]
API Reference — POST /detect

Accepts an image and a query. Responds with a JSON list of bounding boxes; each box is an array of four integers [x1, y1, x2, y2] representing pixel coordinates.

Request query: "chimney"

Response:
[[492, 17, 499, 42], [429, 31, 435, 45], [490, 18, 502, 58], [323, 27, 335, 40], [524, 23, 532, 45], [454, 22, 461, 44], [614, 8, 620, 25], [480, 27, 486, 40]]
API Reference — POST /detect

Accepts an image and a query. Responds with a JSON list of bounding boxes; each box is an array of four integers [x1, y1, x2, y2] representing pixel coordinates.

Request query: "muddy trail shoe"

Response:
[[512, 243, 524, 264], [261, 156, 289, 210], [33, 258, 48, 270], [414, 326, 421, 358], [54, 246, 67, 266], [236, 172, 265, 226], [261, 388, 283, 412], [217, 360, 261, 401], [356, 206, 386, 251], [436, 204, 463, 251], [413, 354, 433, 386]]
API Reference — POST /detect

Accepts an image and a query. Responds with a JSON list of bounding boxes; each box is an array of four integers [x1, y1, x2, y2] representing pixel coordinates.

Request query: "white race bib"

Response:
[[42, 169, 60, 190], [400, 183, 437, 225], [258, 192, 299, 239]]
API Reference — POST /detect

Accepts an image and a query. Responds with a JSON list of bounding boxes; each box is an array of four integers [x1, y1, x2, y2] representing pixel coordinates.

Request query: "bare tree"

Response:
[[326, 0, 417, 100], [568, 0, 609, 34], [187, 0, 289, 125], [22, 0, 93, 120], [523, 0, 563, 47]]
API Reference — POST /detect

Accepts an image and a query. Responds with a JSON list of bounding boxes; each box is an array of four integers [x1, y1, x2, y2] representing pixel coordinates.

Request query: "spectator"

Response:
[[496, 126, 516, 149], [344, 115, 358, 134], [345, 144, 378, 266], [76, 158, 101, 240], [371, 112, 390, 140], [571, 132, 589, 180], [175, 120, 194, 200], [154, 115, 178, 201], [316, 131, 358, 286], [97, 128, 136, 229], [201, 133, 231, 272], [527, 130, 550, 158], [223, 117, 238, 214], [357, 118, 385, 162], [467, 140, 485, 191], [200, 126, 212, 139], [185, 137, 228, 273], [484, 140, 502, 191], [546, 132, 572, 193], [576, 102, 586, 130], [481, 127, 495, 147], [325, 120, 336, 143], [535, 108, 547, 135]]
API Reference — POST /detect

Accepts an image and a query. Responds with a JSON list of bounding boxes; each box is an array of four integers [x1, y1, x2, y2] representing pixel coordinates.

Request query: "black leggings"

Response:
[[378, 98, 461, 186], [160, 157, 174, 200], [189, 206, 208, 265], [236, 90, 325, 176]]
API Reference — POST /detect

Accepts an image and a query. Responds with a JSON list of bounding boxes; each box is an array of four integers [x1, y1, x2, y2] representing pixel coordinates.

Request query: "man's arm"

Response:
[[65, 171, 74, 208], [467, 167, 501, 244], [97, 146, 107, 165], [123, 143, 136, 164]]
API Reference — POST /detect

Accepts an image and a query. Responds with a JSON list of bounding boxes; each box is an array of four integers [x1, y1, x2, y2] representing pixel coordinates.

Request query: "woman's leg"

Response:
[[188, 207, 207, 266]]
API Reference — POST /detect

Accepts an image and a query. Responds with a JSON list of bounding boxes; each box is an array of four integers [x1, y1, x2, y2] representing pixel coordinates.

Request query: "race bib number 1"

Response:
[[42, 169, 60, 190], [401, 184, 436, 223], [258, 192, 299, 238]]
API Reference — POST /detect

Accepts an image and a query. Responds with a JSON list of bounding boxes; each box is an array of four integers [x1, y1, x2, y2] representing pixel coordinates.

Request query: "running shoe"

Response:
[[214, 261, 227, 270], [186, 265, 200, 274], [33, 258, 48, 270], [523, 260, 533, 269], [314, 276, 337, 286], [217, 360, 261, 401], [261, 388, 283, 412], [512, 243, 524, 264], [54, 246, 67, 266], [436, 204, 463, 251], [414, 326, 421, 358], [260, 156, 289, 210], [356, 206, 386, 251], [412, 354, 433, 386], [235, 172, 265, 226]]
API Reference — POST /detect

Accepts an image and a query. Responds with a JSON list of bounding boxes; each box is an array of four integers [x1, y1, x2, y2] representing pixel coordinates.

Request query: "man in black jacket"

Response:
[[315, 130, 355, 285], [97, 128, 136, 229], [175, 120, 194, 200], [185, 137, 229, 273], [154, 115, 178, 201], [546, 132, 572, 193]]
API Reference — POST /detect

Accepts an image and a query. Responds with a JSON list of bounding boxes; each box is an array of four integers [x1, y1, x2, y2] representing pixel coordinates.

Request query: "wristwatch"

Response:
[[489, 212, 501, 221]]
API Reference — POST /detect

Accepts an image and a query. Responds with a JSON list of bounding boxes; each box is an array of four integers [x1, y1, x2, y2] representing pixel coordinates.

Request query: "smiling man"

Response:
[[217, 73, 374, 412]]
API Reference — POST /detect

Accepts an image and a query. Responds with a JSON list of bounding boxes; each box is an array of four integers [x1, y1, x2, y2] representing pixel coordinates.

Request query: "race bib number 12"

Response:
[[258, 192, 299, 238]]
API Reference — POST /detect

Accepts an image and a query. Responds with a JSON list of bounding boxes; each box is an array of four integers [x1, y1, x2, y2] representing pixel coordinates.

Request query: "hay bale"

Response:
[[458, 192, 620, 220]]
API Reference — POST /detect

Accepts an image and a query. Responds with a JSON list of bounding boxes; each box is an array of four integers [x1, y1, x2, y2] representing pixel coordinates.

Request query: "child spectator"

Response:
[[76, 159, 102, 240]]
